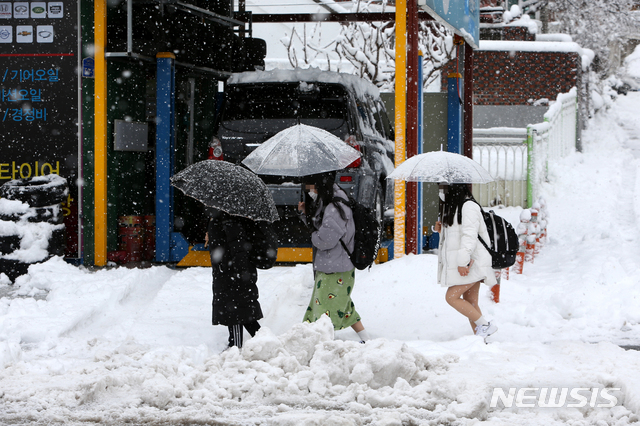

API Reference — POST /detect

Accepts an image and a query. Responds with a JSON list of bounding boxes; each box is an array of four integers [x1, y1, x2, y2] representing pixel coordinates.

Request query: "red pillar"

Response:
[[406, 0, 419, 254], [463, 41, 474, 160]]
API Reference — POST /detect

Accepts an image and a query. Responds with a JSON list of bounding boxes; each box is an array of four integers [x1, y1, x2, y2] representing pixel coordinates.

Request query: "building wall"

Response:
[[476, 50, 581, 105], [443, 48, 581, 107]]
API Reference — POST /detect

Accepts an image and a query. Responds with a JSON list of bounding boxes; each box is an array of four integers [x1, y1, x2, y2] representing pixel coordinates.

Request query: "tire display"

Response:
[[0, 258, 31, 283], [0, 174, 68, 208], [0, 205, 62, 224], [48, 227, 67, 257], [0, 235, 21, 255], [0, 174, 69, 283], [27, 205, 64, 224]]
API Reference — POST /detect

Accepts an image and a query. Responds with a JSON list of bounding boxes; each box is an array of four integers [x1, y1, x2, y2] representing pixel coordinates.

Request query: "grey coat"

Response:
[[310, 185, 355, 273]]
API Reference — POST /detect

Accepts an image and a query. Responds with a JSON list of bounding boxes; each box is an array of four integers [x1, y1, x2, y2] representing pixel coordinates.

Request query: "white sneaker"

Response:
[[475, 321, 498, 338]]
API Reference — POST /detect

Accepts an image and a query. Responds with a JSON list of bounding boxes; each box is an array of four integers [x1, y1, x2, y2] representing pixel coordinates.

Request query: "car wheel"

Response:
[[0, 175, 68, 208]]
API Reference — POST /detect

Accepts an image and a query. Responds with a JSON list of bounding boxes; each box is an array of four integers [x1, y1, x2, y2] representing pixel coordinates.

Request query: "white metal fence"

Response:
[[472, 128, 528, 207], [472, 88, 578, 208]]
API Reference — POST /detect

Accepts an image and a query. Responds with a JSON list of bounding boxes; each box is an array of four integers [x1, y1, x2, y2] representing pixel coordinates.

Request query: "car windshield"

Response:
[[220, 83, 351, 140]]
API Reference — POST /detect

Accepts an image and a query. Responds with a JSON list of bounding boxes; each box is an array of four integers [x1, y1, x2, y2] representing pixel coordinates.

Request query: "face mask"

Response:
[[308, 190, 318, 201], [439, 189, 445, 201]]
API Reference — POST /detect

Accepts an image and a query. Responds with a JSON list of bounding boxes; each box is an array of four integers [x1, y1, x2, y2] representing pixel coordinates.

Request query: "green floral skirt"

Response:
[[303, 269, 361, 330]]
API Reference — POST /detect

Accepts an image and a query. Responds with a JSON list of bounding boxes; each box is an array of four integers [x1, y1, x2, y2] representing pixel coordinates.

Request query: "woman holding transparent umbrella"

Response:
[[387, 151, 498, 339], [297, 171, 371, 344], [433, 183, 498, 339]]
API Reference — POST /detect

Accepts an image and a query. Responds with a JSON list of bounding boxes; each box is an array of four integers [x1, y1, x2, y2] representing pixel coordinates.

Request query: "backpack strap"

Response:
[[477, 232, 492, 254], [469, 200, 495, 254], [332, 197, 354, 256]]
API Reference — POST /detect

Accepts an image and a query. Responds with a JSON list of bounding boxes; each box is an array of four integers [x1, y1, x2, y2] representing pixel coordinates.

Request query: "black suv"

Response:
[[209, 68, 395, 245]]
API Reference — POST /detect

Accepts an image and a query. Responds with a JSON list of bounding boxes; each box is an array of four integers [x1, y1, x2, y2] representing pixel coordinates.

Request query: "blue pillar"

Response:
[[155, 53, 176, 262], [447, 73, 462, 154]]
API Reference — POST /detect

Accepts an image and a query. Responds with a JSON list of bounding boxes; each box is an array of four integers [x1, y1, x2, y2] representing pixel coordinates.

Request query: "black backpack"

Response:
[[246, 221, 279, 270], [473, 202, 518, 269], [333, 196, 381, 270]]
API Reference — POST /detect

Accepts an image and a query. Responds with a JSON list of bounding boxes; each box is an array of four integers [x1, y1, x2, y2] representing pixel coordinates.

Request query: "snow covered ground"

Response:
[[2, 87, 640, 426]]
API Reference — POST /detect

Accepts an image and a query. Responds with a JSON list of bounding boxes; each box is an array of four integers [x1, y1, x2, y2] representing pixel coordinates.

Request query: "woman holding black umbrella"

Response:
[[205, 208, 277, 349], [171, 160, 279, 349], [298, 171, 371, 343]]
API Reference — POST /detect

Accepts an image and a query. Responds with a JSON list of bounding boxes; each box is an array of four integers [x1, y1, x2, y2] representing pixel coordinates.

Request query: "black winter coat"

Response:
[[207, 215, 263, 325]]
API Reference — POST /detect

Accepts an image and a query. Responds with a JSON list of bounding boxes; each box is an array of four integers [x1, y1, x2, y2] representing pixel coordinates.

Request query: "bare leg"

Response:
[[350, 321, 370, 342], [462, 282, 481, 333], [446, 282, 483, 330]]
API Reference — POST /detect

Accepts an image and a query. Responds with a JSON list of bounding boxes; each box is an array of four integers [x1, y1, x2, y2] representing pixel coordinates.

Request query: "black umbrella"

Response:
[[170, 160, 279, 223]]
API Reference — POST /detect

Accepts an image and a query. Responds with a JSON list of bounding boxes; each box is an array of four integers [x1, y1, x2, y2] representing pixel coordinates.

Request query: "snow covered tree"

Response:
[[280, 23, 346, 73], [544, 0, 638, 76], [333, 19, 396, 90], [418, 21, 456, 90], [279, 0, 456, 91]]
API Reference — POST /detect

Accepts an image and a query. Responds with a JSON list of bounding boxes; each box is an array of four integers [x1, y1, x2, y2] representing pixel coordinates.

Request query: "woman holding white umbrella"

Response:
[[297, 171, 371, 344], [433, 183, 498, 339], [388, 151, 498, 339], [243, 124, 370, 343]]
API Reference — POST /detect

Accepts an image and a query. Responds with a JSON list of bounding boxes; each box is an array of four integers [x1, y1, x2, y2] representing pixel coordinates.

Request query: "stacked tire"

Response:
[[0, 174, 69, 283]]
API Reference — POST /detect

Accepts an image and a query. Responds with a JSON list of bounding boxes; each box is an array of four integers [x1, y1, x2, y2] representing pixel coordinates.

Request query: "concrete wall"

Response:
[[421, 93, 448, 246], [380, 92, 447, 248], [474, 105, 548, 128]]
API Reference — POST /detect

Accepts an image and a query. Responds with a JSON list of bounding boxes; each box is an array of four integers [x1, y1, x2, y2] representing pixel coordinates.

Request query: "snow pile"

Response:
[[1, 239, 640, 424], [0, 198, 64, 264]]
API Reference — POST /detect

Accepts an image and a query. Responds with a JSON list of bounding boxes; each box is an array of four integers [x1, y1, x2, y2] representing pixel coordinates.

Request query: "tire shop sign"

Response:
[[0, 0, 80, 256]]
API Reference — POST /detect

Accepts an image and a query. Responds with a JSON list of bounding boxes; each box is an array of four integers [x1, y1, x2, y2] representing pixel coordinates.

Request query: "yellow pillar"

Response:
[[94, 0, 107, 265], [394, 0, 407, 258]]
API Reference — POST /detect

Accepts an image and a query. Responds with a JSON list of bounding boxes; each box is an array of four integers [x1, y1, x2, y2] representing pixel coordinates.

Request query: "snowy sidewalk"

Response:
[[1, 93, 640, 425]]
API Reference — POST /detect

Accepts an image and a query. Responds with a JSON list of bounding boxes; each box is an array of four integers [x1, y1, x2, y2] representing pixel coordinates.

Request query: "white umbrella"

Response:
[[387, 151, 494, 184], [241, 124, 361, 176]]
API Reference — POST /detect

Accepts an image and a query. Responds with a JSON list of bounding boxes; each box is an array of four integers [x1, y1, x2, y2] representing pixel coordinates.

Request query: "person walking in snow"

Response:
[[297, 171, 371, 343], [204, 207, 276, 349], [433, 183, 498, 338]]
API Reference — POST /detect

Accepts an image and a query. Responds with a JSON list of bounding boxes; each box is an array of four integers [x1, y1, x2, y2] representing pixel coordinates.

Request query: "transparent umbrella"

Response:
[[387, 151, 494, 184], [170, 160, 279, 222], [242, 124, 361, 176]]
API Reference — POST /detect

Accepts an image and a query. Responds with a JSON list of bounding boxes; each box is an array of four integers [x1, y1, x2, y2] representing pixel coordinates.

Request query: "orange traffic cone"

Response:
[[491, 284, 500, 303], [513, 250, 525, 274]]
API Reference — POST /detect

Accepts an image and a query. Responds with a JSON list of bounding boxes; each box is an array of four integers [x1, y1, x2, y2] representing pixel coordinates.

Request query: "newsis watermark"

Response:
[[490, 387, 621, 409]]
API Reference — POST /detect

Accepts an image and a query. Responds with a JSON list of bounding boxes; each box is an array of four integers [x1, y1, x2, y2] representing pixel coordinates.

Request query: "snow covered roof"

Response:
[[479, 40, 584, 53], [227, 68, 381, 99], [478, 40, 595, 70], [536, 33, 573, 43]]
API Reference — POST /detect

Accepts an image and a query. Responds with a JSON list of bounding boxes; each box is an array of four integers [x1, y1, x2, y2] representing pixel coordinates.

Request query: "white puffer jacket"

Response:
[[437, 200, 497, 287]]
